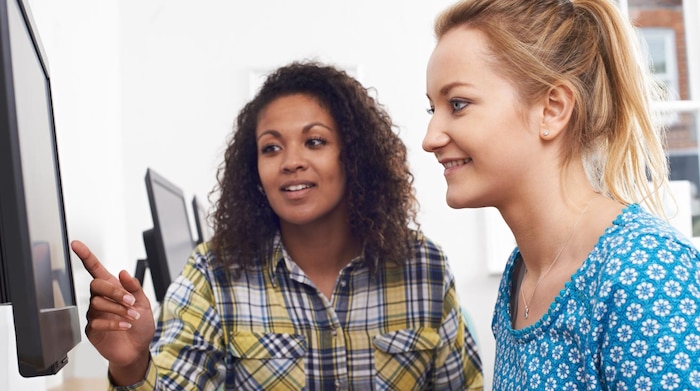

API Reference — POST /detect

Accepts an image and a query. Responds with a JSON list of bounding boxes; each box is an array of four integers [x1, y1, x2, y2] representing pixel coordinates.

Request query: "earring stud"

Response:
[[542, 129, 550, 137]]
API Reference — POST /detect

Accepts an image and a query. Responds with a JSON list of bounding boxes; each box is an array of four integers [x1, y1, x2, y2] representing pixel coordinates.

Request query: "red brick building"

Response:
[[629, 0, 700, 196], [630, 0, 692, 148]]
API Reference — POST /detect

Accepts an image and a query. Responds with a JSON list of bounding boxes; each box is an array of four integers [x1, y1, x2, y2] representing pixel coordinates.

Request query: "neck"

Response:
[[280, 221, 362, 275], [500, 162, 600, 276], [517, 196, 597, 276], [280, 222, 362, 300]]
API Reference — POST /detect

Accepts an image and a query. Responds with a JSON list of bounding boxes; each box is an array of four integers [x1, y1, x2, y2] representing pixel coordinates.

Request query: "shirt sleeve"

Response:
[[107, 356, 158, 391], [598, 232, 700, 390], [110, 251, 227, 391], [431, 262, 484, 390]]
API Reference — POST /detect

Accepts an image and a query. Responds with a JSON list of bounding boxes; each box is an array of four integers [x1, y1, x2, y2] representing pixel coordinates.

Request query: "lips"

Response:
[[281, 183, 315, 192]]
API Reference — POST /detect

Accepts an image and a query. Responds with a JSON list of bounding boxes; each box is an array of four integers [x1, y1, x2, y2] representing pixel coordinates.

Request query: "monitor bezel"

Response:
[[0, 0, 81, 377]]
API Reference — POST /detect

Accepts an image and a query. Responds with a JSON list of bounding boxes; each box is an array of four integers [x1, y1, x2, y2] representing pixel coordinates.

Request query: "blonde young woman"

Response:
[[423, 0, 700, 389]]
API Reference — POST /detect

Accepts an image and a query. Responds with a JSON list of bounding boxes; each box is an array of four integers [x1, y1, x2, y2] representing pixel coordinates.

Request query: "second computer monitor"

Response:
[[143, 168, 195, 302], [192, 195, 214, 244]]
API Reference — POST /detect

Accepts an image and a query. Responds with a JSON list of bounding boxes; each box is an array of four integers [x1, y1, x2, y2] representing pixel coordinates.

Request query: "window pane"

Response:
[[642, 29, 669, 74], [628, 0, 689, 100]]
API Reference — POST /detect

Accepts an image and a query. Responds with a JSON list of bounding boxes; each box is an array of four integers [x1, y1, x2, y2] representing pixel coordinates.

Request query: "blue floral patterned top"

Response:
[[492, 204, 700, 390]]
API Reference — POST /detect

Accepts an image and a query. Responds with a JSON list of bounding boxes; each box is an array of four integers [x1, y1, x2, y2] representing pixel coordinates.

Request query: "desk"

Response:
[[48, 378, 108, 391]]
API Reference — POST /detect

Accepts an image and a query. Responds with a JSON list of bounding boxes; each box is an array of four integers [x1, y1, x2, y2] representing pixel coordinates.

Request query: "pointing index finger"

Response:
[[71, 239, 115, 281]]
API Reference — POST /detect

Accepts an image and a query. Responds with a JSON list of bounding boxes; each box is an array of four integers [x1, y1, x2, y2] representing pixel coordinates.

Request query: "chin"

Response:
[[445, 187, 486, 209], [446, 196, 469, 210]]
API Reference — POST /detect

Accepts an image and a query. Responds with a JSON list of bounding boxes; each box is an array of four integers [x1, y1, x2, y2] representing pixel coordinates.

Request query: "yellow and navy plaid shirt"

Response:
[[113, 234, 483, 390]]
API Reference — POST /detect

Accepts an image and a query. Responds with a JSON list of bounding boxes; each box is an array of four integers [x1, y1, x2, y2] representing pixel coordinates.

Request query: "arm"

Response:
[[75, 241, 227, 391], [598, 235, 699, 390]]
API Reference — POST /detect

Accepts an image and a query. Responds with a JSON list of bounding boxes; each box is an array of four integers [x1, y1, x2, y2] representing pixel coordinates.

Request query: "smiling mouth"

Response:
[[283, 184, 314, 192], [443, 158, 472, 169]]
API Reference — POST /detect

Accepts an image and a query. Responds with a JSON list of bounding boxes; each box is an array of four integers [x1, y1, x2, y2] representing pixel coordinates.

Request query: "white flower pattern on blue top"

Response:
[[493, 204, 700, 390]]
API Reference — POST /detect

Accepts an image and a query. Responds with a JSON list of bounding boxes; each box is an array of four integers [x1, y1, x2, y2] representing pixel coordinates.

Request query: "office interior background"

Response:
[[1, 0, 698, 390]]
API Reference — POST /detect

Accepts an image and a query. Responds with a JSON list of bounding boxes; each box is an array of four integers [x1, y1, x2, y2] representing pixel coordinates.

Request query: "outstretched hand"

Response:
[[72, 240, 155, 385]]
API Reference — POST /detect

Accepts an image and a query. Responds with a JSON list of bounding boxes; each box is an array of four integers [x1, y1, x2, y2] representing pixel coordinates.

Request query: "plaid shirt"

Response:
[[112, 234, 483, 390]]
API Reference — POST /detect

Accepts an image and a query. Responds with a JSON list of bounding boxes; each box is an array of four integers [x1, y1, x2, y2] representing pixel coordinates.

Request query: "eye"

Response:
[[260, 144, 280, 154], [426, 106, 435, 115], [450, 99, 469, 113], [306, 137, 327, 148]]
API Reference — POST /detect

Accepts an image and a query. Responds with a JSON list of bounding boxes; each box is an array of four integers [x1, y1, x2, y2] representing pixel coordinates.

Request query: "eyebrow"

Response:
[[256, 122, 335, 141], [427, 81, 476, 100]]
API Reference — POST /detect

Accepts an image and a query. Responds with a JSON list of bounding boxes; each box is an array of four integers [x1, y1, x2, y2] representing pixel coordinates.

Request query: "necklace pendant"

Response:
[[524, 306, 529, 319]]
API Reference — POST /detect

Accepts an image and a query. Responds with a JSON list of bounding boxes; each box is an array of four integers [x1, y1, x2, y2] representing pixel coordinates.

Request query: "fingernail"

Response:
[[119, 322, 132, 329], [128, 309, 141, 320], [123, 295, 135, 305]]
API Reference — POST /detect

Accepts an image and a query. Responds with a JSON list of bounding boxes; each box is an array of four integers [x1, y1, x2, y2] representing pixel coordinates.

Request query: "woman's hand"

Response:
[[71, 240, 155, 385]]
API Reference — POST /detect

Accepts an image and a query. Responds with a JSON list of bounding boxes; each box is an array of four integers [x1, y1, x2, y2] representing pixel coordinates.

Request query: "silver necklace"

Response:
[[520, 199, 594, 319]]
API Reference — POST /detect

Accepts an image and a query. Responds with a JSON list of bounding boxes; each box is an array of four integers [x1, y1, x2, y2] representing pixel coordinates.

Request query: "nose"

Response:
[[281, 146, 308, 173], [422, 115, 450, 153]]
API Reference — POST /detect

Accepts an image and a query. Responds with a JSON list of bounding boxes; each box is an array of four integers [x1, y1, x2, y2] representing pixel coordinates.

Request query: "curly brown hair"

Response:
[[210, 61, 419, 269]]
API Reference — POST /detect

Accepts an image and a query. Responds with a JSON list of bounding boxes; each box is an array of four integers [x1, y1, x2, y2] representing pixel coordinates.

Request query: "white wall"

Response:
[[8, 1, 503, 389], [1, 306, 49, 391]]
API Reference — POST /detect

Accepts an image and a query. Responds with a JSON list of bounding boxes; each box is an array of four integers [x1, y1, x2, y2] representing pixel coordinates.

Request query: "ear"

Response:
[[539, 83, 574, 140]]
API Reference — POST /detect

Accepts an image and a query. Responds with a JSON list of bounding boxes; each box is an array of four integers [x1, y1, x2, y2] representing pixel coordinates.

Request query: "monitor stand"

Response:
[[134, 259, 148, 286]]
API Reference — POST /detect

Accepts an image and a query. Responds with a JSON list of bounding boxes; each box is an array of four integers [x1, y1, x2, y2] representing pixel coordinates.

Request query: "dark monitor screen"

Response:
[[0, 0, 81, 377], [142, 168, 195, 302], [192, 195, 214, 244]]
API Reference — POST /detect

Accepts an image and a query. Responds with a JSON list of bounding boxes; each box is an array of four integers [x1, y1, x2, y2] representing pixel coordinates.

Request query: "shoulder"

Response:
[[381, 232, 455, 289], [601, 204, 696, 250], [588, 205, 700, 315], [170, 243, 276, 309], [410, 232, 448, 261], [183, 242, 266, 291], [186, 243, 227, 278], [594, 205, 699, 277], [406, 232, 453, 277]]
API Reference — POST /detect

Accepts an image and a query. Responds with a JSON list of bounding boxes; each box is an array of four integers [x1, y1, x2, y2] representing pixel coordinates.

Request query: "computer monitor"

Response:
[[137, 168, 195, 303], [192, 195, 214, 245], [0, 0, 81, 377]]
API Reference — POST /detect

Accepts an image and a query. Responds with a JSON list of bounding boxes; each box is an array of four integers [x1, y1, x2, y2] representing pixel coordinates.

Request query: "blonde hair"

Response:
[[435, 0, 669, 215]]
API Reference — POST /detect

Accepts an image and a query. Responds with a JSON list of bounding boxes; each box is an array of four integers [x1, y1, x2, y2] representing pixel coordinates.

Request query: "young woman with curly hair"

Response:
[[213, 61, 418, 272], [72, 61, 483, 390]]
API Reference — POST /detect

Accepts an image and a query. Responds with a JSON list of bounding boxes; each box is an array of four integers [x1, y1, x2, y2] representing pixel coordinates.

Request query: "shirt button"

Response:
[[331, 329, 337, 337], [335, 381, 340, 390], [340, 280, 347, 287]]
